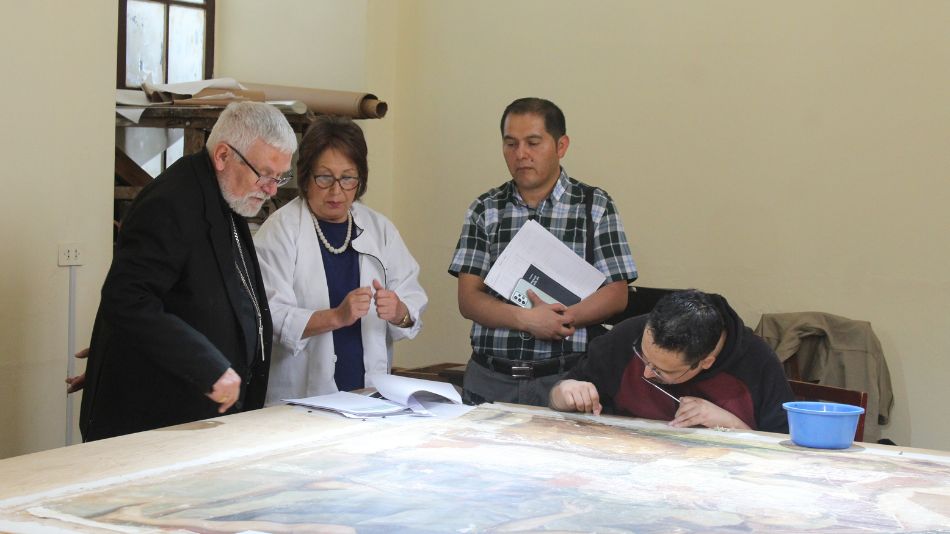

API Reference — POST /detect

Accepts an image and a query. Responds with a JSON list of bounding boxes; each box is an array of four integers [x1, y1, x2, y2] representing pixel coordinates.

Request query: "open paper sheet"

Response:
[[142, 78, 245, 101], [485, 220, 605, 305], [369, 373, 462, 406], [284, 391, 408, 418], [285, 374, 470, 419]]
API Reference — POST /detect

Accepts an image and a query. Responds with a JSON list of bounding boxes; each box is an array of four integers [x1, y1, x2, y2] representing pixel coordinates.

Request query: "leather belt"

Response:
[[471, 352, 583, 379]]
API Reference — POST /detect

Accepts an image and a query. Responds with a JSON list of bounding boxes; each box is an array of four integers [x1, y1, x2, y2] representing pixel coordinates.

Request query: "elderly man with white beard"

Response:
[[79, 102, 297, 441]]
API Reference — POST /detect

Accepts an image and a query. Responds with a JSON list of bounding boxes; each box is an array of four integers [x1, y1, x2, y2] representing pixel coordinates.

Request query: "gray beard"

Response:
[[220, 185, 268, 217]]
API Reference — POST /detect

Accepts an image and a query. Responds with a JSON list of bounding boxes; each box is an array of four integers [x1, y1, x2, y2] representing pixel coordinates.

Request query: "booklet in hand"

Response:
[[284, 373, 463, 419], [484, 220, 605, 306]]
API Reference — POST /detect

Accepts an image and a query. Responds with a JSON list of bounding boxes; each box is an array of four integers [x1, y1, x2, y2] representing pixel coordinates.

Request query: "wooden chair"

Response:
[[788, 379, 868, 442], [602, 286, 678, 326]]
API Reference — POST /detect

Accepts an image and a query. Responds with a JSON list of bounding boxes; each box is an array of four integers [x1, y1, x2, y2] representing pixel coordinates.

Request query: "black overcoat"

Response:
[[80, 151, 272, 441]]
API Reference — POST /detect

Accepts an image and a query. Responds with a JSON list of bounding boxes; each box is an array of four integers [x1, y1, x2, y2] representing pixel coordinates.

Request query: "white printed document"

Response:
[[484, 220, 605, 306]]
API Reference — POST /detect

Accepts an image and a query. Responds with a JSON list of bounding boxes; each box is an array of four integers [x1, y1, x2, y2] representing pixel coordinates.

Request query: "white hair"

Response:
[[206, 101, 297, 155]]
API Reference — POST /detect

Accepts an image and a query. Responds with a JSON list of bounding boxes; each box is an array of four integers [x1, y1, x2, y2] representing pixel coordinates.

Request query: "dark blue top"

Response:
[[318, 218, 365, 391]]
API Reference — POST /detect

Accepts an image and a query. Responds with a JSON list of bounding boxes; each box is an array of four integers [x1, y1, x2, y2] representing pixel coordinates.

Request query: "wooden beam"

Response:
[[114, 186, 143, 200], [115, 147, 153, 187]]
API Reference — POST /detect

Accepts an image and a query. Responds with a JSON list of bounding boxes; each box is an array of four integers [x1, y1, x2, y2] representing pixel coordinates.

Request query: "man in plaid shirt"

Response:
[[448, 98, 638, 406]]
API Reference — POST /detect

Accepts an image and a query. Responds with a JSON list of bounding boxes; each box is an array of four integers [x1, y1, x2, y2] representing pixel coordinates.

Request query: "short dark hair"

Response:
[[500, 97, 566, 140], [296, 115, 369, 200], [645, 290, 724, 366]]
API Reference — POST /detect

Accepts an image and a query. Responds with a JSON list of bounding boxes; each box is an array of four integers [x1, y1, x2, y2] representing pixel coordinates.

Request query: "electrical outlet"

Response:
[[58, 243, 84, 266]]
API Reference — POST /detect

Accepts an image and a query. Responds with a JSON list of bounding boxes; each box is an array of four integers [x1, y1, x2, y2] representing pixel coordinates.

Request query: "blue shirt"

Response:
[[318, 219, 365, 391]]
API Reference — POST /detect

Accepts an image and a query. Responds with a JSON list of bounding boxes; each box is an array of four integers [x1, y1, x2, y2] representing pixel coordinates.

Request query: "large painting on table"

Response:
[[4, 404, 950, 533]]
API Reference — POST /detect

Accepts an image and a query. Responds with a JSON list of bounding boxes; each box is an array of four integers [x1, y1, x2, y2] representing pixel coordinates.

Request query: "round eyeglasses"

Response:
[[632, 336, 697, 384], [226, 143, 294, 187], [312, 174, 361, 191]]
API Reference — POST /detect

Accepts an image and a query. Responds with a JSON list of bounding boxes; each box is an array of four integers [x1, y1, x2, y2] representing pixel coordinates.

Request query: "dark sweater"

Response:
[[566, 294, 793, 433]]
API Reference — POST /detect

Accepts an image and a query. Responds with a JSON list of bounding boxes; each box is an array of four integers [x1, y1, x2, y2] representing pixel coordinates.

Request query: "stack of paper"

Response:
[[285, 391, 411, 419], [284, 373, 470, 419]]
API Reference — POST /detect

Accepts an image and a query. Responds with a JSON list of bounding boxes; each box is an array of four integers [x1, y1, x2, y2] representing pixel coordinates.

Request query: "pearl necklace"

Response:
[[310, 209, 352, 254]]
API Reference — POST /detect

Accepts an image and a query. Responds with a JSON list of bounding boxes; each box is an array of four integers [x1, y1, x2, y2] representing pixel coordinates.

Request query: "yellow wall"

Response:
[[386, 0, 950, 449], [216, 0, 397, 218], [3, 0, 948, 457], [0, 2, 117, 458], [222, 0, 950, 449]]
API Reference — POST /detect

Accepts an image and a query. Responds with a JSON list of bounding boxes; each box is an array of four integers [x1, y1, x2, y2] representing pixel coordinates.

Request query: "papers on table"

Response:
[[285, 391, 409, 418], [284, 373, 471, 419], [485, 220, 605, 305], [369, 373, 462, 406]]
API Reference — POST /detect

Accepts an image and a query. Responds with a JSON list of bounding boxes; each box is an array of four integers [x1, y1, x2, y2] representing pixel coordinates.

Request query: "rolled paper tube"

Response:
[[240, 82, 388, 119], [360, 98, 388, 119]]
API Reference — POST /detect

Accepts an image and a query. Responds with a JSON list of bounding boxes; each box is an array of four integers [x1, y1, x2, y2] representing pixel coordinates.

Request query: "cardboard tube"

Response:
[[241, 82, 388, 119]]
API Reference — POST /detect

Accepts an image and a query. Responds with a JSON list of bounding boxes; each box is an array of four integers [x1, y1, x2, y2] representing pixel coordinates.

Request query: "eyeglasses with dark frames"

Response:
[[226, 143, 294, 187], [312, 174, 361, 191], [632, 336, 697, 385]]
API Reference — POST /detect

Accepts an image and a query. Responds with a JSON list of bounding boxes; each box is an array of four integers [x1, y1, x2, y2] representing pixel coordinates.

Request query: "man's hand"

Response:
[[65, 348, 89, 394], [336, 287, 373, 326], [206, 368, 241, 414], [549, 379, 602, 415], [521, 290, 576, 340], [669, 396, 750, 430], [372, 279, 405, 324]]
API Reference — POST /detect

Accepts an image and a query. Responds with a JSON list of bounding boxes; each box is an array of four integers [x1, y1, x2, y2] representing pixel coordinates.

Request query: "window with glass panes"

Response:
[[116, 0, 214, 178], [117, 0, 214, 89]]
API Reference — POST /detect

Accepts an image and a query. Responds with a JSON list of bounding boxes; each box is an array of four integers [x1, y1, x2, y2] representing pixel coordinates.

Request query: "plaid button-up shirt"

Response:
[[448, 169, 637, 360]]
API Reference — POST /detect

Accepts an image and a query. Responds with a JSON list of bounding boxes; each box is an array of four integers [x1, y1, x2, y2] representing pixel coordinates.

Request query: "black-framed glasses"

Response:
[[632, 336, 697, 385], [226, 143, 294, 187], [312, 174, 361, 191]]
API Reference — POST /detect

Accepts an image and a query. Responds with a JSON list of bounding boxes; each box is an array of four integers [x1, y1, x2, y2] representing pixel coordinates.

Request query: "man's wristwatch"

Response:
[[395, 310, 413, 328]]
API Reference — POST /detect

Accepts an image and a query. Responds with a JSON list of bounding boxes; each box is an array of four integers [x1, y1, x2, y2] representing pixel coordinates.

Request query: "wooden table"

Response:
[[1, 404, 948, 532]]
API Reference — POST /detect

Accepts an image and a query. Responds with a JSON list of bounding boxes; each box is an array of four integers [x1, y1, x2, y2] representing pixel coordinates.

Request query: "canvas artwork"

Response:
[[2, 404, 949, 533]]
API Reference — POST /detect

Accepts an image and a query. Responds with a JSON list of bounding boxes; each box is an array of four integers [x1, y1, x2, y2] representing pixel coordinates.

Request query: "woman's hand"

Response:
[[336, 286, 373, 326], [373, 279, 406, 324]]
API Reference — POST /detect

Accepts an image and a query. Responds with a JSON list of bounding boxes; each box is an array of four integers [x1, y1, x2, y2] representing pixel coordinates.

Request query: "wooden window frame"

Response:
[[116, 0, 215, 89]]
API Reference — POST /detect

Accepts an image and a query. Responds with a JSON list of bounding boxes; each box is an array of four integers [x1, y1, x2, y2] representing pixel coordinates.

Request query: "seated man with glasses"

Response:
[[549, 289, 793, 433]]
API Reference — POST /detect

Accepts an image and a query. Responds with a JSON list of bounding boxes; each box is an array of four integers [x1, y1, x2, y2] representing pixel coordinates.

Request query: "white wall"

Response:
[[0, 2, 116, 458]]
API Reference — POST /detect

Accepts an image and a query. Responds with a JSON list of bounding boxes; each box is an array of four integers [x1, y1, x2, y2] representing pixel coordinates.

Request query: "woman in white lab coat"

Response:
[[254, 116, 427, 404]]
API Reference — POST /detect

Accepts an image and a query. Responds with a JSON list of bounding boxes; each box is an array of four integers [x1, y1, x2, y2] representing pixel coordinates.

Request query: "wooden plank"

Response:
[[114, 147, 152, 187], [184, 128, 205, 155], [114, 186, 143, 200], [116, 107, 319, 134]]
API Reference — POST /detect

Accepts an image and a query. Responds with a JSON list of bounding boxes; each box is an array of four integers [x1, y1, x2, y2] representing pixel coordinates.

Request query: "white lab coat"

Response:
[[254, 197, 427, 405]]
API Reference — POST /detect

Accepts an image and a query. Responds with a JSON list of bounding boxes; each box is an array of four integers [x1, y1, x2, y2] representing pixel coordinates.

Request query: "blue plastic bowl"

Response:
[[783, 401, 865, 449]]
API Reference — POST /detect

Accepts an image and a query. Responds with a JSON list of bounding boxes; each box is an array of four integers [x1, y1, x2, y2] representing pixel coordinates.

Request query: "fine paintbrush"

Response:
[[641, 376, 681, 404]]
